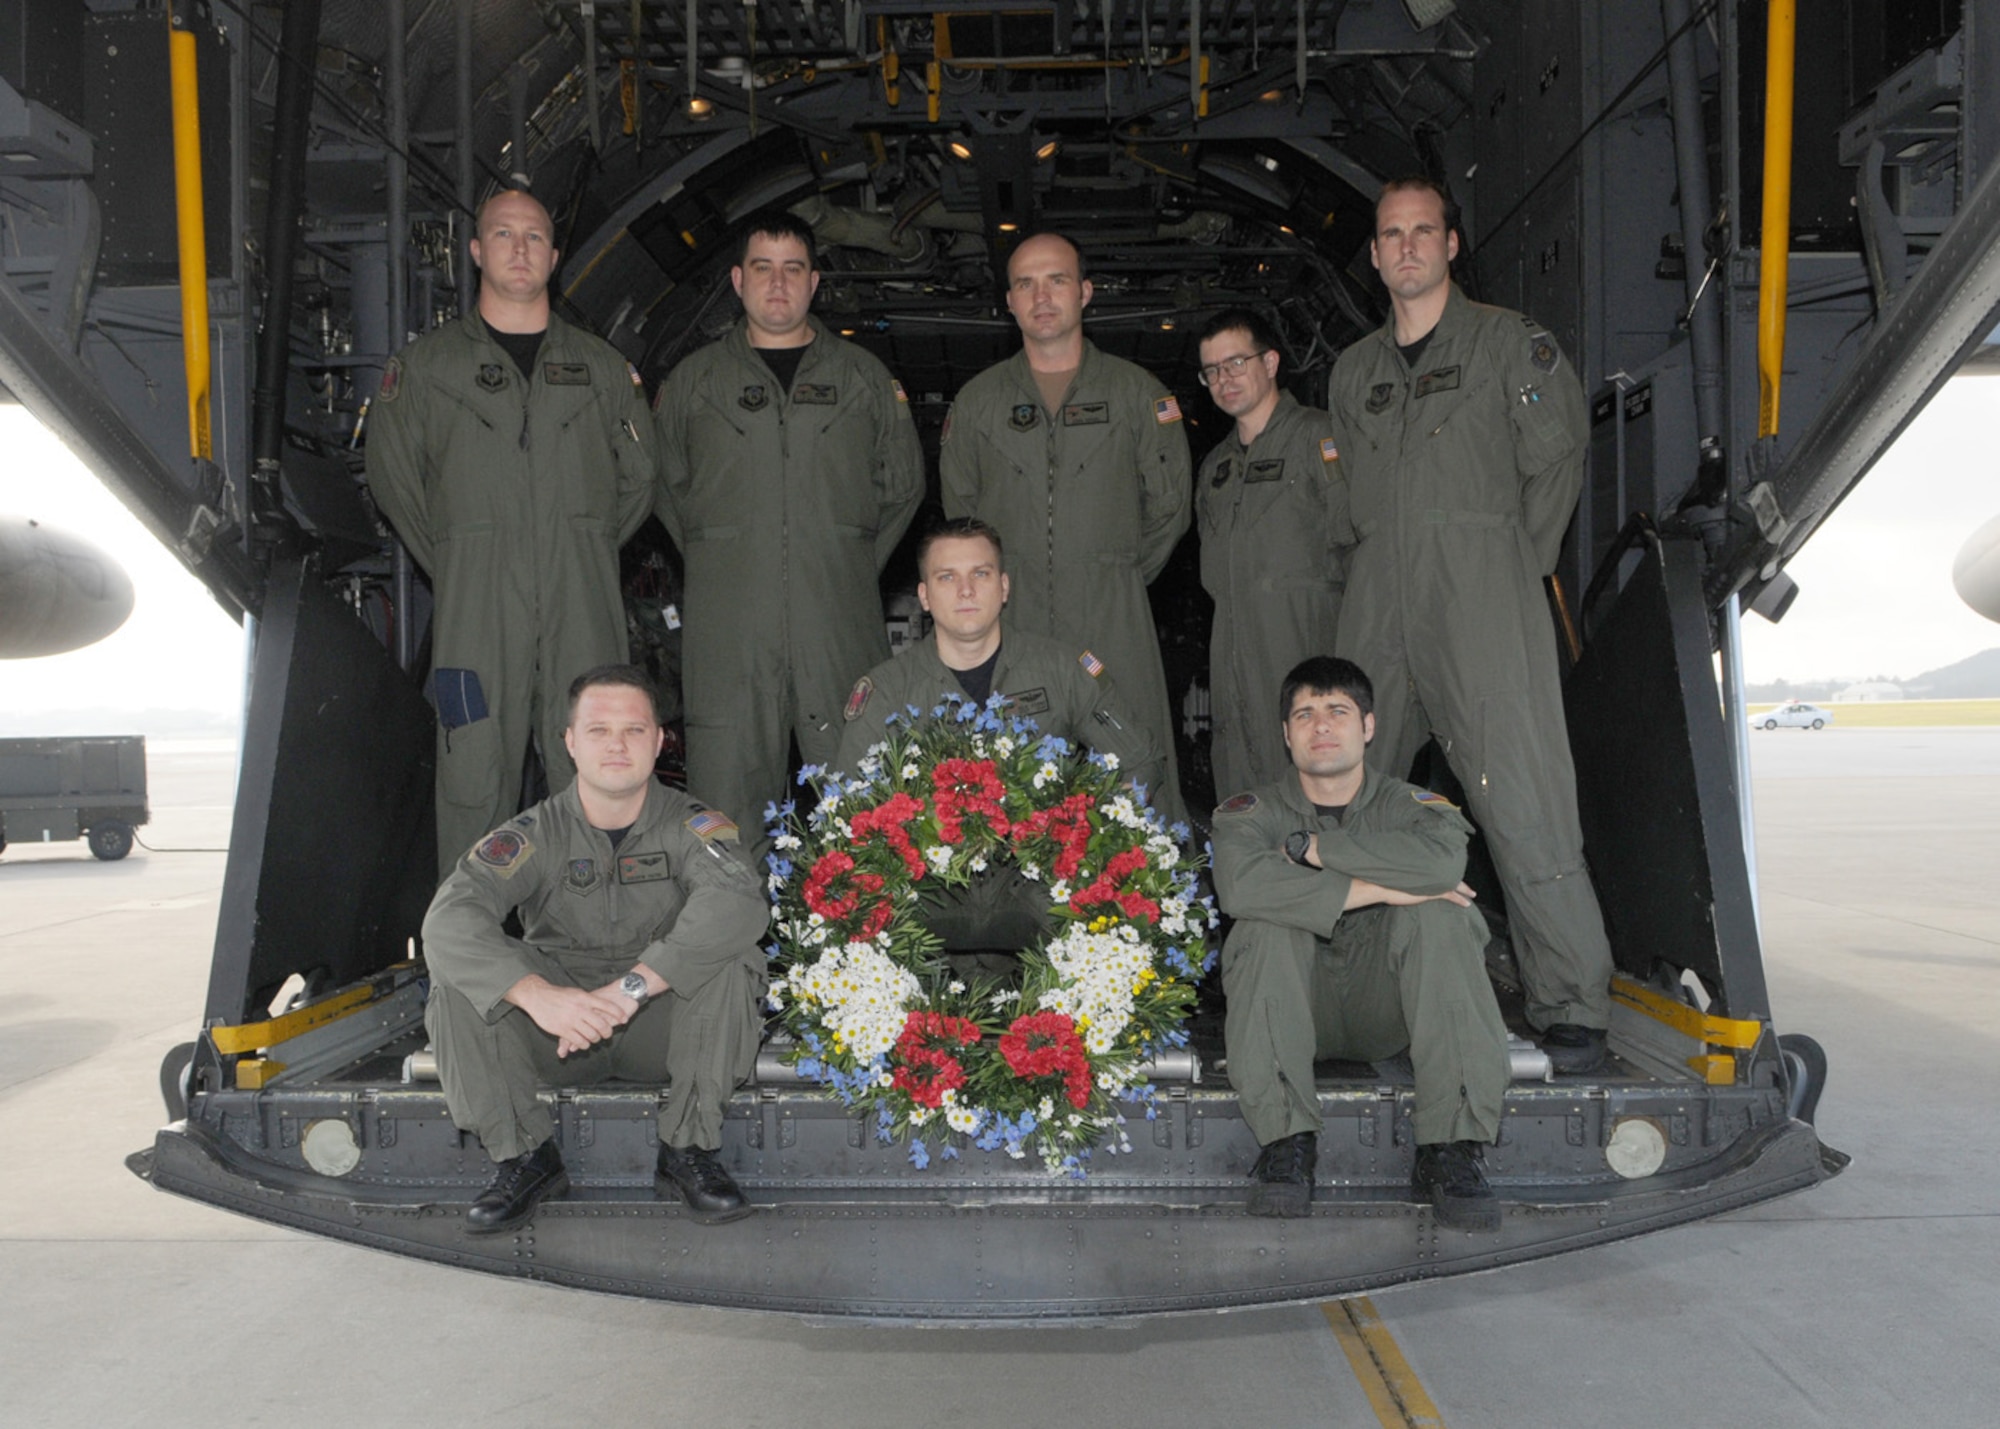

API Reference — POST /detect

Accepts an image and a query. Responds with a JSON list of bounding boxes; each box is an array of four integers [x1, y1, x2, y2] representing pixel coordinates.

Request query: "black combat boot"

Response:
[[465, 1137, 568, 1234], [657, 1142, 753, 1224], [1246, 1131, 1317, 1218], [1412, 1141, 1502, 1232], [1539, 1024, 1609, 1075]]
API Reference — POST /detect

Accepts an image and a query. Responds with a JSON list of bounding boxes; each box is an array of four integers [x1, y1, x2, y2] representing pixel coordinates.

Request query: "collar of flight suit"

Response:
[[1369, 281, 1473, 370], [459, 306, 585, 363], [999, 335, 1107, 409], [719, 313, 840, 381], [1227, 390, 1305, 458], [549, 772, 679, 854], [1274, 757, 1393, 827]]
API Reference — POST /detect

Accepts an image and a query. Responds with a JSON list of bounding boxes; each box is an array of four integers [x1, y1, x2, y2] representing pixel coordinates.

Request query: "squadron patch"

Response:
[[739, 384, 769, 411], [1215, 791, 1259, 815], [618, 851, 672, 884], [686, 808, 739, 842], [1320, 437, 1339, 464], [1063, 402, 1109, 426], [1009, 403, 1039, 431], [1365, 382, 1397, 413], [843, 675, 874, 721], [1414, 366, 1461, 399], [1412, 790, 1461, 811], [477, 363, 507, 392], [1245, 459, 1285, 484], [566, 857, 600, 892], [1078, 650, 1105, 678], [472, 828, 532, 874], [1154, 394, 1183, 424], [1529, 333, 1560, 374], [543, 362, 593, 386], [377, 357, 402, 404], [1210, 458, 1235, 489], [793, 383, 837, 405]]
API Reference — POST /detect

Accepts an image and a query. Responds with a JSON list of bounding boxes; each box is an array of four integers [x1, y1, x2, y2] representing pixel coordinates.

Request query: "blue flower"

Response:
[[796, 764, 825, 786], [940, 1143, 960, 1161], [909, 1138, 930, 1169]]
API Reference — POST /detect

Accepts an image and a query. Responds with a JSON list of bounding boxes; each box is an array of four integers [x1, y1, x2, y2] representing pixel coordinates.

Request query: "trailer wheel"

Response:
[[1779, 1033, 1828, 1124], [88, 821, 134, 860]]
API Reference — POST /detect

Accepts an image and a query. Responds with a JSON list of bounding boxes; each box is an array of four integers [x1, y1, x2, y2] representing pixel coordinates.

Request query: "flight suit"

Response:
[[1211, 770, 1510, 1148], [939, 341, 1192, 823], [366, 312, 655, 877], [422, 782, 770, 1162], [835, 628, 1166, 950], [1326, 284, 1613, 1031], [652, 317, 925, 854], [1196, 392, 1347, 797], [834, 627, 1165, 796]]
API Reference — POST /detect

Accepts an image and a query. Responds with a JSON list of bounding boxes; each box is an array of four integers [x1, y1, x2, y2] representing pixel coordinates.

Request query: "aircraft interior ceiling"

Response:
[[2, 1, 1995, 627]]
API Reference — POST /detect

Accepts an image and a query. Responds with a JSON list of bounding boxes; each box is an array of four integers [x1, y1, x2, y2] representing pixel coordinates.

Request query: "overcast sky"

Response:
[[2, 376, 1996, 719]]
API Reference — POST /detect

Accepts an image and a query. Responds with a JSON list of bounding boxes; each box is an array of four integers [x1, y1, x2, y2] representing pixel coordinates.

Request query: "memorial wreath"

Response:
[[764, 695, 1217, 1175]]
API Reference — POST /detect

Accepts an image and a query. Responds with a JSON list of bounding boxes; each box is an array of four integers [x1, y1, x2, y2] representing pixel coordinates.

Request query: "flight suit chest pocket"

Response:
[[618, 850, 674, 884]]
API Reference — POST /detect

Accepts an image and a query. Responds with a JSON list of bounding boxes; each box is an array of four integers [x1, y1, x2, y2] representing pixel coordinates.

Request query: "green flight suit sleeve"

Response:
[[1063, 656, 1166, 804], [650, 372, 692, 553], [873, 371, 926, 570], [1211, 793, 1351, 936], [1135, 384, 1193, 583], [1314, 787, 1473, 896], [938, 397, 977, 522], [364, 353, 440, 571], [637, 807, 772, 998], [1508, 325, 1588, 574], [1321, 401, 1357, 547], [421, 833, 561, 1021], [612, 373, 656, 543]]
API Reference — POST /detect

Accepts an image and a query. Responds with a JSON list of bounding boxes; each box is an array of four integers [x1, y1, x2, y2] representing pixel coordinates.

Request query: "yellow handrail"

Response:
[[169, 11, 213, 461], [1756, 0, 1796, 440]]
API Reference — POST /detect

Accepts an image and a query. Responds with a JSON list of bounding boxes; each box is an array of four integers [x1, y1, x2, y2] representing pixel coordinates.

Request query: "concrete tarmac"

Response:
[[1, 728, 1994, 1427]]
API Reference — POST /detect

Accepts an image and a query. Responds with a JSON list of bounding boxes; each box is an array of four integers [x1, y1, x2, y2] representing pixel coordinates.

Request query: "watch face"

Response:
[[621, 972, 648, 1000]]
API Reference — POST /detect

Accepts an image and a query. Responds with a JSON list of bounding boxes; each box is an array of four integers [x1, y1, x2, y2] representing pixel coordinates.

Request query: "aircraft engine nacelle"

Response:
[[0, 516, 136, 659], [1954, 514, 2000, 625]]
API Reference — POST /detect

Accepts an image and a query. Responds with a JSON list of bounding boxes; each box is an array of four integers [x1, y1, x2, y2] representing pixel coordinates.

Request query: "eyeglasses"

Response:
[[1197, 351, 1269, 387]]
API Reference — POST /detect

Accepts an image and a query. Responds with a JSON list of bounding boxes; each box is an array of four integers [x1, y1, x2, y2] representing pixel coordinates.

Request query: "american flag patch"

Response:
[[1321, 437, 1339, 463], [627, 363, 644, 388], [1079, 650, 1104, 678], [1412, 790, 1459, 811], [686, 808, 739, 841], [892, 379, 909, 403], [1154, 394, 1182, 424]]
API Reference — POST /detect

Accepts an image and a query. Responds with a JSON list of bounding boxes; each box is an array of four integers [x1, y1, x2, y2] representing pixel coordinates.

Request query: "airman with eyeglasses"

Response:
[[1194, 308, 1349, 798]]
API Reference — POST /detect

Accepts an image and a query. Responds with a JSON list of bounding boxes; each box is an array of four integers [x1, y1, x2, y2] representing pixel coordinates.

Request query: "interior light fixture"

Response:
[[1035, 140, 1060, 161], [685, 95, 715, 118], [949, 140, 974, 160], [1260, 89, 1284, 103]]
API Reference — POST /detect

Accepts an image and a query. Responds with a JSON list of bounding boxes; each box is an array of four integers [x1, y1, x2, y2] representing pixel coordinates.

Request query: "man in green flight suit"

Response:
[[835, 518, 1165, 950], [1194, 307, 1347, 798], [939, 232, 1192, 824], [1212, 656, 1510, 1229], [1325, 177, 1614, 1073], [423, 665, 770, 1232], [367, 189, 655, 878], [652, 209, 925, 860]]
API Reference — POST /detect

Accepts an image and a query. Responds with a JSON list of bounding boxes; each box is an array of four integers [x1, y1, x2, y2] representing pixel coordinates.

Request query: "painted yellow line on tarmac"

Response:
[[1322, 1297, 1447, 1428]]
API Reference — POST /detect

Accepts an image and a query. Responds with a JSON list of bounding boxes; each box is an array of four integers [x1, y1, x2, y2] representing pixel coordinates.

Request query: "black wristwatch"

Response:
[[619, 971, 651, 1005], [1284, 830, 1313, 866]]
